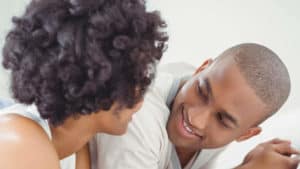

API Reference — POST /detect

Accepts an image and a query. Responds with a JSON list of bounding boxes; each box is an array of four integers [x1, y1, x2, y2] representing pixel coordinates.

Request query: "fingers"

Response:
[[272, 142, 300, 156], [290, 156, 300, 168], [269, 138, 291, 144], [294, 150, 300, 155], [262, 138, 300, 156]]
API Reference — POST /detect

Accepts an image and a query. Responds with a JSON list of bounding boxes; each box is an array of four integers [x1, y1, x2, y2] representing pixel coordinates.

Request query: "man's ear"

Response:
[[194, 58, 213, 75], [235, 127, 262, 142]]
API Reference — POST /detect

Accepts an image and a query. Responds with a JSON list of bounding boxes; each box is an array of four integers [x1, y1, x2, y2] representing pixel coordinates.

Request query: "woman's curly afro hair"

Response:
[[2, 0, 168, 125]]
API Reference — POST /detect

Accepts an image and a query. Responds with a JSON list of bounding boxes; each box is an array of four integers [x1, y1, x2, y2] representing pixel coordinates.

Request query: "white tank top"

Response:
[[0, 100, 76, 169]]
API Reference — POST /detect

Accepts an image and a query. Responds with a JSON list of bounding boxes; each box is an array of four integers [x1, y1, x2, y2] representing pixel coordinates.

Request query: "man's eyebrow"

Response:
[[204, 78, 239, 127]]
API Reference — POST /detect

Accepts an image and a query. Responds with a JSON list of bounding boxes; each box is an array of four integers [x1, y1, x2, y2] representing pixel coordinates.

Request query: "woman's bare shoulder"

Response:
[[0, 114, 60, 169]]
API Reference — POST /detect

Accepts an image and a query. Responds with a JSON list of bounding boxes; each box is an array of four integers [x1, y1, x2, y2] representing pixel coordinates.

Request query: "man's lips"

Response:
[[178, 105, 203, 141], [182, 110, 195, 135]]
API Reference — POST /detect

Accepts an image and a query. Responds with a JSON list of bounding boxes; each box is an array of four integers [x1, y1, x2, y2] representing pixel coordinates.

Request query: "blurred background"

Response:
[[1, 0, 299, 114]]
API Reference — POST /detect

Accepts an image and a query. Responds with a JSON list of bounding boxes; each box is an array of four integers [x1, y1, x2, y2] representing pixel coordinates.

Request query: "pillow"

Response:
[[0, 97, 14, 109]]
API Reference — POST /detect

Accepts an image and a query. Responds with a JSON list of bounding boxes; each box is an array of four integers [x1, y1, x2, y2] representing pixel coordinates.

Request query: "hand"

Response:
[[236, 138, 300, 169]]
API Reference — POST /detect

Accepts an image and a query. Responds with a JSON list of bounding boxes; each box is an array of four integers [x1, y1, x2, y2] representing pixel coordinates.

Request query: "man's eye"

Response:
[[197, 85, 203, 96], [217, 113, 230, 128], [197, 85, 208, 103]]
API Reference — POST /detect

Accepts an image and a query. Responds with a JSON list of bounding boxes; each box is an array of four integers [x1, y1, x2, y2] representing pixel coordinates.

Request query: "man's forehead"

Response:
[[200, 61, 267, 125]]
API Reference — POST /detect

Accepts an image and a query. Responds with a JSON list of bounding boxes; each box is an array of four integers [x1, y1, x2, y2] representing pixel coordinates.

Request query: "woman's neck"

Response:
[[50, 114, 98, 159]]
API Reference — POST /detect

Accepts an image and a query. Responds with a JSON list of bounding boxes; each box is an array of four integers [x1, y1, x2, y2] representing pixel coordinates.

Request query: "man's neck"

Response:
[[175, 146, 200, 168]]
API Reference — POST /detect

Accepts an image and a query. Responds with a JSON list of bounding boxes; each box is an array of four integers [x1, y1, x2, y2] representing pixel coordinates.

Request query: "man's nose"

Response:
[[188, 106, 210, 132]]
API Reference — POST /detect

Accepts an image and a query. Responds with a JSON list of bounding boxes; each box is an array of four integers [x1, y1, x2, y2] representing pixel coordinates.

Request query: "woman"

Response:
[[0, 0, 167, 168]]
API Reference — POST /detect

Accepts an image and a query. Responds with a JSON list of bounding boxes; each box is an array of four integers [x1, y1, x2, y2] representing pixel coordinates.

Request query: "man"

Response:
[[90, 43, 299, 169]]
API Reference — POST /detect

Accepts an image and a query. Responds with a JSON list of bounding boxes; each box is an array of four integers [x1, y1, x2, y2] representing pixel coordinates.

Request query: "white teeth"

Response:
[[183, 121, 193, 134]]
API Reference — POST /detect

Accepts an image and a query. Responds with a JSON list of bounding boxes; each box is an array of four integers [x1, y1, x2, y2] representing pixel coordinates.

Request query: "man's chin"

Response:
[[169, 137, 202, 151]]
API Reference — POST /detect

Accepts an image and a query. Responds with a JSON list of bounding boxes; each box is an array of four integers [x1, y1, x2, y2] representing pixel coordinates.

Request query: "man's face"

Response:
[[167, 58, 267, 151]]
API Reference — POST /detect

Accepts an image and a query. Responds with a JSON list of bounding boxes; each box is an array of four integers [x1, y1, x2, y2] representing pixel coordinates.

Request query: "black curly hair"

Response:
[[2, 0, 168, 125]]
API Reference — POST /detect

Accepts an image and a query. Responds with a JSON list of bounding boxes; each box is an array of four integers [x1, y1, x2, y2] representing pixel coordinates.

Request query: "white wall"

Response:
[[0, 0, 28, 98], [148, 0, 300, 114], [1, 0, 299, 113]]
